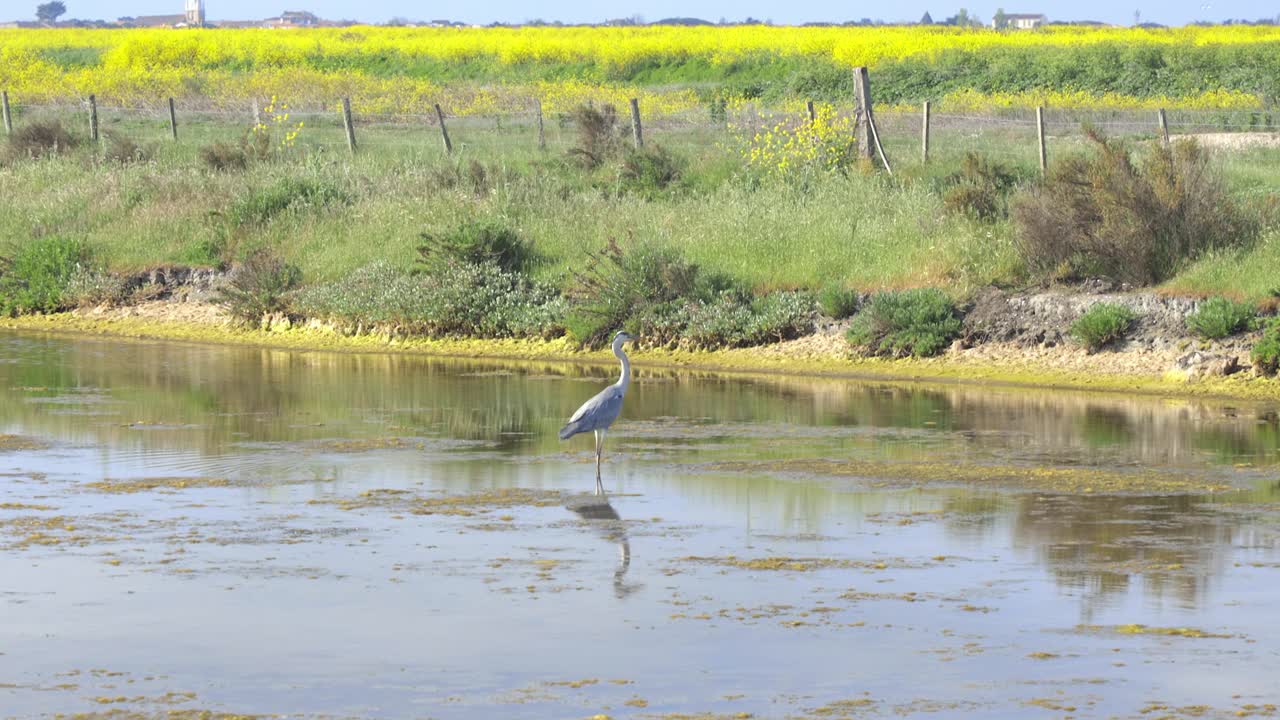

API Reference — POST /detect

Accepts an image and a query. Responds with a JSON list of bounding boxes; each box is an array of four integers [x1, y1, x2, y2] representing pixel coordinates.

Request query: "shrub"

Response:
[[846, 288, 961, 358], [214, 249, 302, 325], [818, 285, 860, 319], [1070, 303, 1136, 351], [429, 159, 495, 196], [198, 130, 271, 172], [1186, 297, 1257, 339], [568, 103, 623, 169], [741, 104, 858, 182], [566, 238, 727, 347], [942, 151, 1024, 220], [102, 133, 151, 164], [227, 178, 349, 227], [1013, 132, 1255, 285], [1253, 319, 1280, 376], [291, 261, 565, 339], [4, 119, 79, 161], [415, 220, 536, 275], [0, 237, 89, 315], [199, 140, 248, 172], [681, 291, 815, 349], [64, 265, 128, 308], [619, 145, 683, 197]]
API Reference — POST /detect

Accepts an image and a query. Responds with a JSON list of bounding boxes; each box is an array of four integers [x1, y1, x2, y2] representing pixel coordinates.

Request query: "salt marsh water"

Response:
[[0, 332, 1278, 719]]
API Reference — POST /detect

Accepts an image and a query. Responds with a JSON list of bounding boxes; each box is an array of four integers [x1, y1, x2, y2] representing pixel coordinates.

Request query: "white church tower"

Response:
[[184, 0, 205, 26]]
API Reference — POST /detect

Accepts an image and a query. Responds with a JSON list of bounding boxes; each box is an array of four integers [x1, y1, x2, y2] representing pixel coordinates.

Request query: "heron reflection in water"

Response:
[[559, 331, 635, 495], [565, 493, 639, 599]]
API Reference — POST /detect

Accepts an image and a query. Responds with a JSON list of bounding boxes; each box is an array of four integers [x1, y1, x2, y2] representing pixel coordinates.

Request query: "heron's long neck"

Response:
[[613, 344, 631, 393]]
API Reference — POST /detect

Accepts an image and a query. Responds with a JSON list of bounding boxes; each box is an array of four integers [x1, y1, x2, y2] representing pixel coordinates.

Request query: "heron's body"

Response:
[[560, 331, 634, 494]]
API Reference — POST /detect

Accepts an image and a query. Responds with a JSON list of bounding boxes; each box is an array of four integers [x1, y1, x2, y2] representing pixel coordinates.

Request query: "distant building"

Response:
[[997, 12, 1047, 29], [264, 10, 320, 27], [0, 20, 45, 27], [185, 0, 205, 26], [120, 14, 188, 27]]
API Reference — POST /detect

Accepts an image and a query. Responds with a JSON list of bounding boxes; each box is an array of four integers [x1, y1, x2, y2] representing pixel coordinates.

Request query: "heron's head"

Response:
[[612, 331, 636, 347]]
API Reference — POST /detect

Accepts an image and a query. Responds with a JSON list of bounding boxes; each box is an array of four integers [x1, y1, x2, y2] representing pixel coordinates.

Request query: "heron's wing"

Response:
[[560, 386, 624, 439]]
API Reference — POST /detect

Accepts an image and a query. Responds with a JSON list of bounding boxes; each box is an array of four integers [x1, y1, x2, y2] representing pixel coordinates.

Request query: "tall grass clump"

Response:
[[845, 288, 961, 357], [619, 145, 684, 198], [1069, 303, 1136, 351], [1186, 296, 1257, 339], [1252, 318, 1280, 376], [818, 285, 860, 319], [227, 178, 350, 227], [101, 133, 152, 164], [0, 237, 89, 315], [214, 249, 302, 325], [416, 220, 537, 275], [1013, 133, 1255, 285], [3, 120, 79, 161], [942, 151, 1025, 221]]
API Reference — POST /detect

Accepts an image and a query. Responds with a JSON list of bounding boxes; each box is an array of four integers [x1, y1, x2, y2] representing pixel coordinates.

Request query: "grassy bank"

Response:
[[2, 113, 1279, 298]]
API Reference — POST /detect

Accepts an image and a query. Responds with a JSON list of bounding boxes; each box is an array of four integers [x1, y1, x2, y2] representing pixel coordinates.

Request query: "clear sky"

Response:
[[14, 0, 1277, 28]]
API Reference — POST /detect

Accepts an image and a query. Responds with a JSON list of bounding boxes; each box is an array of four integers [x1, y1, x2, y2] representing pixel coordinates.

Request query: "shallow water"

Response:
[[0, 332, 1278, 719]]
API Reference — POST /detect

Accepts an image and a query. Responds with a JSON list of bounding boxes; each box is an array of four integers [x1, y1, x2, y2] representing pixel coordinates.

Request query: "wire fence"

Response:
[[5, 90, 1280, 171]]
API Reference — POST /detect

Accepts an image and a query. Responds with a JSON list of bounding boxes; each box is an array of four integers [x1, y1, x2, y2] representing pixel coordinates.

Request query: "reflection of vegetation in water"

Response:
[[1, 334, 1278, 473], [1006, 492, 1269, 621]]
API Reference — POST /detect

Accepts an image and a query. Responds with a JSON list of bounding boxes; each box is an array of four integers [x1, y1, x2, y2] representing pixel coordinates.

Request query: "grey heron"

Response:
[[559, 330, 635, 494]]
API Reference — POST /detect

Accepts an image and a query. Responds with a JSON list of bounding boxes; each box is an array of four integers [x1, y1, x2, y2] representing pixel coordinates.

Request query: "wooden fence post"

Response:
[[1036, 106, 1047, 176], [806, 100, 816, 125], [341, 97, 356, 154], [1158, 108, 1169, 143], [921, 100, 931, 164], [252, 98, 261, 126], [629, 98, 643, 148], [434, 103, 453, 155], [852, 67, 873, 160], [167, 97, 178, 141], [535, 98, 546, 150], [1, 91, 12, 135], [88, 94, 99, 143]]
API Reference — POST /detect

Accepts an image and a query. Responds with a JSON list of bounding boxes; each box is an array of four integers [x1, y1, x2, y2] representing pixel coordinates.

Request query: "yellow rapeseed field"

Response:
[[1, 25, 1276, 115]]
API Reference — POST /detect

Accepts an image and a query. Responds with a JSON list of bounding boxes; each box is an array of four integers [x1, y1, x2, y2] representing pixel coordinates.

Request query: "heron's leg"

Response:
[[595, 429, 607, 495]]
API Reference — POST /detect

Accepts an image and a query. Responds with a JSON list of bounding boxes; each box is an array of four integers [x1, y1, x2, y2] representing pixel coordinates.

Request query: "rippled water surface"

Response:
[[1, 332, 1279, 719]]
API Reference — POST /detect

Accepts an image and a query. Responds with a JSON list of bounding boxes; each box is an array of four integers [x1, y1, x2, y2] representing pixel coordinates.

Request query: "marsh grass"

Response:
[[1070, 303, 1137, 351], [0, 115, 1272, 314]]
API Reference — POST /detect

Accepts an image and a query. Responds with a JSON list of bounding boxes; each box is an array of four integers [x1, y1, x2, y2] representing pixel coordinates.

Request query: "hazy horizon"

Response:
[[7, 0, 1278, 28]]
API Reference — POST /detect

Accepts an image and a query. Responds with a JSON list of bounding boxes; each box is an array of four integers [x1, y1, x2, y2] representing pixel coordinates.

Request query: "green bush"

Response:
[[416, 220, 536, 275], [1013, 132, 1255, 285], [1253, 319, 1280, 376], [0, 237, 89, 315], [619, 145, 683, 198], [568, 103, 623, 169], [1070, 303, 1137, 351], [227, 178, 350, 227], [1186, 297, 1257, 339], [846, 288, 961, 357], [214, 249, 302, 325], [566, 238, 728, 347], [942, 151, 1025, 221], [817, 285, 860, 319], [291, 261, 565, 339]]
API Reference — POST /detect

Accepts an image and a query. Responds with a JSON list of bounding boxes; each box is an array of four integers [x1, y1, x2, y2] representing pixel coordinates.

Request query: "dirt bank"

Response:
[[4, 281, 1278, 402]]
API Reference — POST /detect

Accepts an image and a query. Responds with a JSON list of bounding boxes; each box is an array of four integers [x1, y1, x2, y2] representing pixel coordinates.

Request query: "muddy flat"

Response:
[[0, 332, 1278, 719]]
